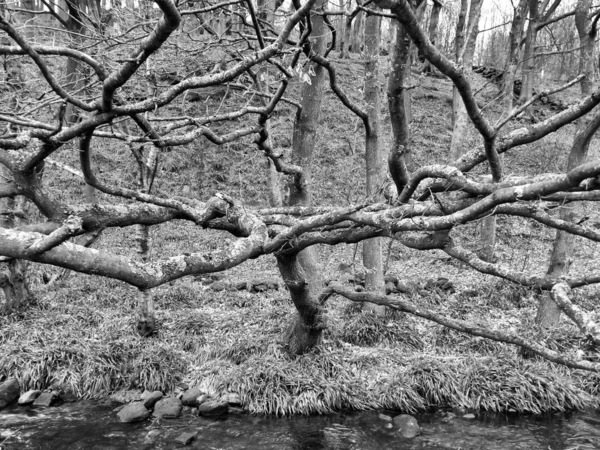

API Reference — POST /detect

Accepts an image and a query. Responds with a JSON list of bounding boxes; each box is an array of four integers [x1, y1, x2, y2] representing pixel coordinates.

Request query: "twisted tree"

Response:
[[1, 0, 600, 371]]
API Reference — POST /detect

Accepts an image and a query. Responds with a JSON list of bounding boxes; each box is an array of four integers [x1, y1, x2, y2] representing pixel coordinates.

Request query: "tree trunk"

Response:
[[480, 0, 528, 262], [422, 0, 442, 73], [519, 0, 539, 104], [449, 0, 482, 162], [351, 10, 364, 53], [362, 8, 385, 315], [0, 170, 33, 313], [279, 0, 328, 354], [387, 5, 413, 195], [536, 0, 596, 328]]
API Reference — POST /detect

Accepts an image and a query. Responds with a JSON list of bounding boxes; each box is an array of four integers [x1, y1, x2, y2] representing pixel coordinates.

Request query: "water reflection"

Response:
[[1, 401, 599, 450]]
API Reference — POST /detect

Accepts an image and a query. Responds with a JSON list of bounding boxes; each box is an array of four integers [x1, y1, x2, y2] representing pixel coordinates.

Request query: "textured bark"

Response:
[[0, 168, 33, 313], [351, 10, 364, 53], [536, 0, 596, 329], [387, 4, 413, 195], [422, 0, 442, 73], [280, 0, 328, 353], [519, 0, 540, 104], [362, 8, 384, 314], [277, 252, 326, 354]]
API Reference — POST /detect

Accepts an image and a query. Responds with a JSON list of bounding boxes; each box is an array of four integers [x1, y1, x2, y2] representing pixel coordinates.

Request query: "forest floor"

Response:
[[2, 54, 600, 416]]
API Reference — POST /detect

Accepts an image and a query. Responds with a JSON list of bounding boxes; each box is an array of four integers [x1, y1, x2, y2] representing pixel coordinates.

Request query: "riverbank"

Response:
[[1, 252, 598, 416]]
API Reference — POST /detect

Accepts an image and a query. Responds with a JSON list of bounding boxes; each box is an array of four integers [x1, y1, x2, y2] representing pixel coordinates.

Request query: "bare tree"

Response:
[[3, 0, 600, 373]]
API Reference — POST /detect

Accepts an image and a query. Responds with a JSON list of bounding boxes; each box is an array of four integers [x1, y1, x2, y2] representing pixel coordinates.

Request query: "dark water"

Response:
[[1, 401, 600, 450]]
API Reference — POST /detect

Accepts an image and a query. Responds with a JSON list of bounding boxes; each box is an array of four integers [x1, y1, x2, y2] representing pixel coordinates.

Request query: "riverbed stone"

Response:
[[175, 431, 197, 445], [221, 392, 241, 406], [462, 413, 476, 419], [32, 391, 58, 407], [378, 413, 393, 422], [117, 402, 150, 423], [0, 378, 20, 409], [393, 414, 420, 438], [181, 388, 203, 407], [197, 400, 228, 416], [143, 391, 163, 409], [153, 397, 182, 419], [18, 390, 41, 405], [110, 390, 142, 404]]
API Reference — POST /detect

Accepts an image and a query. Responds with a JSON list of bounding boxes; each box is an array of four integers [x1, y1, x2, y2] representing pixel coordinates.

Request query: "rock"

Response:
[[462, 289, 479, 298], [385, 281, 397, 295], [59, 389, 78, 403], [196, 394, 208, 406], [32, 391, 58, 407], [110, 390, 142, 403], [384, 274, 399, 285], [418, 289, 430, 297], [210, 280, 228, 291], [197, 400, 228, 416], [181, 388, 203, 407], [175, 432, 197, 445], [355, 285, 365, 293], [396, 281, 412, 294], [378, 413, 393, 422], [0, 378, 20, 409], [152, 397, 182, 419], [143, 429, 161, 444], [462, 413, 476, 419], [229, 406, 245, 414], [143, 391, 163, 409], [393, 414, 420, 438], [221, 392, 241, 406], [18, 390, 41, 405], [117, 402, 150, 423]]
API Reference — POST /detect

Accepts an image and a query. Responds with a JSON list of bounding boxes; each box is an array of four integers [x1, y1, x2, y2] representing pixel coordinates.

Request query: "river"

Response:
[[1, 401, 599, 449]]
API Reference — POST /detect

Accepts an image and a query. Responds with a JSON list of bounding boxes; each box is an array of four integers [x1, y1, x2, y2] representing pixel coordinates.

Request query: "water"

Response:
[[1, 401, 600, 449]]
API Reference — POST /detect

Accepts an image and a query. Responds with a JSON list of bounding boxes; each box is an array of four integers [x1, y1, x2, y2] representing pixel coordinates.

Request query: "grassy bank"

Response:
[[1, 248, 598, 415]]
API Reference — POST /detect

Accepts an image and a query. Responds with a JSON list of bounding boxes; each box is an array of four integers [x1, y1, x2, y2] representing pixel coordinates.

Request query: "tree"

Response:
[[362, 5, 385, 314], [535, 0, 598, 328], [3, 0, 600, 374]]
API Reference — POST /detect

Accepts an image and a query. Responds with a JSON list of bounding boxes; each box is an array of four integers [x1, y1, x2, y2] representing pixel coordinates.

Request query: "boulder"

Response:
[[32, 391, 58, 407], [393, 414, 420, 438], [197, 400, 228, 416], [142, 391, 163, 409], [221, 392, 241, 406], [152, 397, 182, 419], [175, 432, 197, 445], [117, 402, 150, 423], [18, 390, 41, 405], [0, 378, 20, 409], [181, 388, 204, 407], [385, 282, 397, 295]]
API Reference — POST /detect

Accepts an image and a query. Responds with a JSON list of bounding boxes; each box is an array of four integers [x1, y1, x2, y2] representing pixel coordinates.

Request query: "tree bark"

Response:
[[362, 8, 385, 314], [387, 3, 413, 195], [0, 169, 33, 313], [279, 0, 328, 353], [520, 0, 541, 104]]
